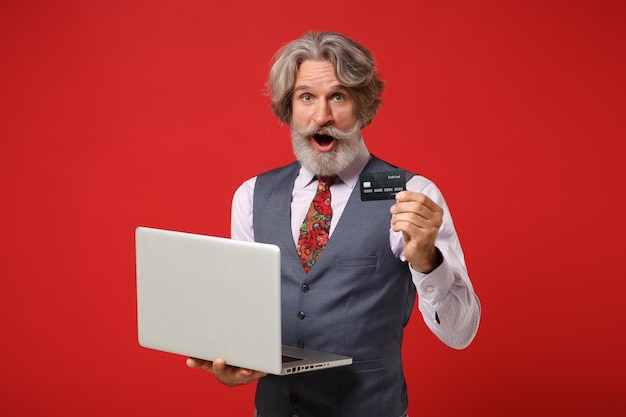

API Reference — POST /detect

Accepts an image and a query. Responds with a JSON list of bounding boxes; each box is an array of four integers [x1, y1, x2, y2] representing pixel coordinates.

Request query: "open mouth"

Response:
[[313, 134, 335, 147]]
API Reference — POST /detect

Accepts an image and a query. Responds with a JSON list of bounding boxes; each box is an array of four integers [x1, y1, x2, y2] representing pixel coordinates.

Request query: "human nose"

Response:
[[313, 100, 333, 127]]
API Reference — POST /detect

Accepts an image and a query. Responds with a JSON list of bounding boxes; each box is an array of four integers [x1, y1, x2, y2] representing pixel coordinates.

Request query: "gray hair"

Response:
[[267, 31, 384, 127]]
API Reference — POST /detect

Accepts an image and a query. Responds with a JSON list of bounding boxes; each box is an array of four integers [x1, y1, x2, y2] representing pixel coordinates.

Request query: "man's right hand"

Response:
[[186, 357, 267, 387]]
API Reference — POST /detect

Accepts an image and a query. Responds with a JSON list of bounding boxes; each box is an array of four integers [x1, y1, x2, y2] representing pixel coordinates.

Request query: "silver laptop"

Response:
[[135, 226, 352, 375]]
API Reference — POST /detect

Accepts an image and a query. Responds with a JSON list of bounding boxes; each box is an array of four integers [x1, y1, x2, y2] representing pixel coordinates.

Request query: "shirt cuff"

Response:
[[410, 256, 454, 302]]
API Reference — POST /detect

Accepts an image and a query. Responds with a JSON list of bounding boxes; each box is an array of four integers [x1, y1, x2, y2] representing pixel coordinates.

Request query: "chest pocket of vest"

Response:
[[334, 255, 378, 268]]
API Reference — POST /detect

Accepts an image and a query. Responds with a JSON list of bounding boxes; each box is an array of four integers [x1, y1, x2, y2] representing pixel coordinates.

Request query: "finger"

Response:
[[392, 220, 430, 241], [186, 357, 211, 369], [211, 358, 227, 373], [213, 361, 267, 386], [395, 191, 441, 213], [391, 200, 428, 220], [212, 361, 252, 377], [391, 210, 433, 231], [212, 359, 248, 378], [392, 199, 443, 232]]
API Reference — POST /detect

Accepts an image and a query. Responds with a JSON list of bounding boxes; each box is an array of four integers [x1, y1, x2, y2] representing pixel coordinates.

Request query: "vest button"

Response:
[[301, 284, 309, 293], [297, 311, 306, 320], [289, 393, 299, 403], [297, 339, 305, 348]]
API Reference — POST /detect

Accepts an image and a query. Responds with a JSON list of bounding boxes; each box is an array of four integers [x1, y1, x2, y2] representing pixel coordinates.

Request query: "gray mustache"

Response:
[[293, 123, 361, 141]]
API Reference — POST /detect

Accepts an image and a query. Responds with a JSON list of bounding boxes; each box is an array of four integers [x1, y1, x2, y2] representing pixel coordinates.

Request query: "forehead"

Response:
[[294, 60, 342, 89]]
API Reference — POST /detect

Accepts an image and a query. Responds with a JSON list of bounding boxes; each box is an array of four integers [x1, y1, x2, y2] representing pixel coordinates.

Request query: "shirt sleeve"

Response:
[[231, 176, 256, 242], [391, 176, 481, 349]]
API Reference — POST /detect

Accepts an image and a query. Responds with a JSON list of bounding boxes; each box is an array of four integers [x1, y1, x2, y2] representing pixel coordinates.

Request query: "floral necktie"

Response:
[[297, 176, 336, 273]]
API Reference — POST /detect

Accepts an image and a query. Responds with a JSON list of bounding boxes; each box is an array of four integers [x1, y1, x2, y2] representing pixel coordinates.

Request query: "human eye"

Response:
[[300, 93, 313, 102], [331, 93, 346, 102]]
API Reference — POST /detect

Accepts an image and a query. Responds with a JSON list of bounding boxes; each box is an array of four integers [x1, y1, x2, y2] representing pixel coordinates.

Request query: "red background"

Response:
[[2, 1, 625, 416]]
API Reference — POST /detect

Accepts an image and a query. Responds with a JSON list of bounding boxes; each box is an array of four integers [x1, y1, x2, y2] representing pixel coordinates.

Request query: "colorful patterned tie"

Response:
[[297, 176, 336, 273]]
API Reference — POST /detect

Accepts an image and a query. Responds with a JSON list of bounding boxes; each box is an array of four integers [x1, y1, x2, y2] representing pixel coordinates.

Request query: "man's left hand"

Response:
[[390, 191, 443, 273]]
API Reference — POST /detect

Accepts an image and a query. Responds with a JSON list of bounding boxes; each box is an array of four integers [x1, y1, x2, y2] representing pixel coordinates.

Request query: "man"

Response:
[[188, 31, 480, 417]]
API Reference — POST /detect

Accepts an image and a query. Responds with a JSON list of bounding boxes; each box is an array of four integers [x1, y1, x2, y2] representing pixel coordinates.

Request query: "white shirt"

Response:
[[231, 140, 480, 349]]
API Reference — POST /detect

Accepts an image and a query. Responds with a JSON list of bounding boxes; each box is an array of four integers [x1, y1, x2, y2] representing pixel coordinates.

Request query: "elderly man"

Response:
[[188, 31, 480, 417]]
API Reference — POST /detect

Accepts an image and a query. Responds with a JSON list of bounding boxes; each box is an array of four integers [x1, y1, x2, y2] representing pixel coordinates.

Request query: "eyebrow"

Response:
[[293, 84, 347, 93]]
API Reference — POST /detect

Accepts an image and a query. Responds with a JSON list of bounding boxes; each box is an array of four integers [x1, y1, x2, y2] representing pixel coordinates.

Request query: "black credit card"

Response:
[[359, 170, 406, 201]]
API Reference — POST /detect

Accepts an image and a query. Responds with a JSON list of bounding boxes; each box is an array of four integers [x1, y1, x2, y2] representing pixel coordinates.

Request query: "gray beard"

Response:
[[290, 123, 362, 176]]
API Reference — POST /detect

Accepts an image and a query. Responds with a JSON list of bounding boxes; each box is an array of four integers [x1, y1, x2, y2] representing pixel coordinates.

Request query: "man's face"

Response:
[[290, 59, 362, 176]]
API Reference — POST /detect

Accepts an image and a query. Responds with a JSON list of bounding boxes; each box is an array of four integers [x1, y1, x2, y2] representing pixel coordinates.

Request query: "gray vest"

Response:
[[253, 155, 416, 417]]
